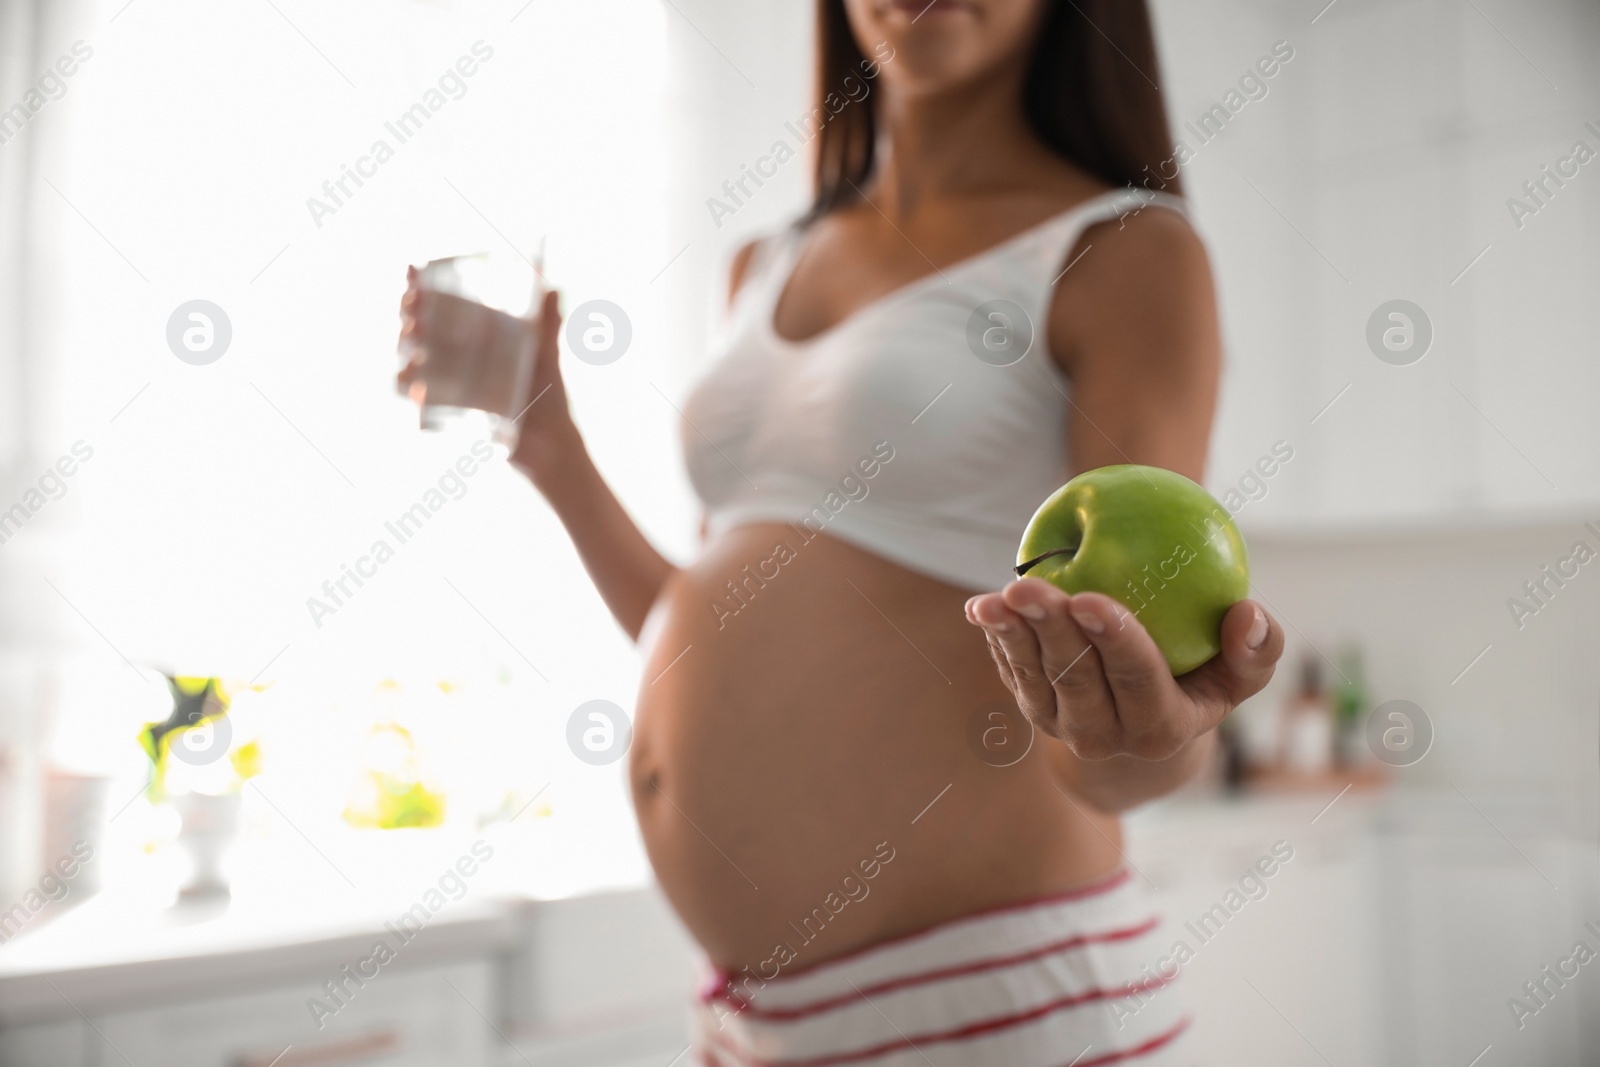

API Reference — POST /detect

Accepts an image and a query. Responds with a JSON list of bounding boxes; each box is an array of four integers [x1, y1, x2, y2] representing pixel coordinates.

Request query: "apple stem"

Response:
[[1014, 546, 1077, 577]]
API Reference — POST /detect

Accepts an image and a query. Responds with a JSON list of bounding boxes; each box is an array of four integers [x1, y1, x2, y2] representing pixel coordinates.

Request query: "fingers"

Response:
[[402, 291, 489, 387], [967, 583, 1124, 758], [400, 268, 421, 315], [398, 282, 427, 378], [967, 587, 1280, 764], [1000, 581, 1119, 753], [960, 598, 1024, 703], [1185, 600, 1283, 709], [399, 285, 420, 338], [1065, 592, 1186, 759], [398, 277, 423, 396], [1001, 581, 1092, 683]]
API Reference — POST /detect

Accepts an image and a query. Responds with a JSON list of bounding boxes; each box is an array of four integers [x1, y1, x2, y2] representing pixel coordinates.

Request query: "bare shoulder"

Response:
[[992, 155, 1211, 303], [1073, 202, 1211, 299], [1049, 201, 1217, 373]]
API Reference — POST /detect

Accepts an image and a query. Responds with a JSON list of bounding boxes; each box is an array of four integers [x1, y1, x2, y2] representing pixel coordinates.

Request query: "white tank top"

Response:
[[681, 187, 1188, 593]]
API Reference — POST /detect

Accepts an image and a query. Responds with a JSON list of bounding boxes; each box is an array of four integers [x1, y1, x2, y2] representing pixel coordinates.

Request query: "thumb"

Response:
[[533, 288, 564, 381], [1207, 600, 1283, 705], [524, 287, 563, 399]]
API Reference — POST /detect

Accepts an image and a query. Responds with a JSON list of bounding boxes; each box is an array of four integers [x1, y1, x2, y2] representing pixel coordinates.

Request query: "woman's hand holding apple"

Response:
[[965, 580, 1282, 764]]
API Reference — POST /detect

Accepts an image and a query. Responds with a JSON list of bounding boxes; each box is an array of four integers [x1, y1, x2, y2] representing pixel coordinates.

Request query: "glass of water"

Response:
[[402, 246, 545, 451]]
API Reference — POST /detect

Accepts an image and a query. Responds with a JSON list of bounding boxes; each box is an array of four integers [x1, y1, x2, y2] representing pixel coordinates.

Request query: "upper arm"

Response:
[[1046, 207, 1222, 483]]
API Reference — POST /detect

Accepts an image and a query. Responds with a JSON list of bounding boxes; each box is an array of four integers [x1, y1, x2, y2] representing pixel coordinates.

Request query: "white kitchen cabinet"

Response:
[[0, 1018, 88, 1067], [1374, 830, 1597, 1066], [1127, 792, 1384, 1067], [0, 897, 515, 1067], [500, 888, 697, 1066], [0, 886, 697, 1067], [1125, 787, 1596, 1066], [87, 959, 495, 1067], [1151, 0, 1600, 528]]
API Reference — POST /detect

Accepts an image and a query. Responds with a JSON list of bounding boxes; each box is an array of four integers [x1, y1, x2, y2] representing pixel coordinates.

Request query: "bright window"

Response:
[[34, 0, 677, 902]]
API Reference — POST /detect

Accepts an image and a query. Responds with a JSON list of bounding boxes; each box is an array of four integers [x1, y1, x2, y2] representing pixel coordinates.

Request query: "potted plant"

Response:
[[139, 676, 261, 904]]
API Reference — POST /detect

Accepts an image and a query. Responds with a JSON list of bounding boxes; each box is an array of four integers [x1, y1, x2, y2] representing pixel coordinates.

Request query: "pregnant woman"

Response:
[[402, 1, 1283, 1062]]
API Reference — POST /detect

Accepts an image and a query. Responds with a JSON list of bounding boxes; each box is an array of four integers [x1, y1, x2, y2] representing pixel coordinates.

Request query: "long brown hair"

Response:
[[810, 0, 1181, 218]]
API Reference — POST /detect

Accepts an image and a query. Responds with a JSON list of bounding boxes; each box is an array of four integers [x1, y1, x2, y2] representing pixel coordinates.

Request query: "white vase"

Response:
[[172, 791, 241, 903]]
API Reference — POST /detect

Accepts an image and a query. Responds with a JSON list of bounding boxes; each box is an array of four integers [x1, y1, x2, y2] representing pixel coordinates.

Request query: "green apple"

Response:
[[1015, 465, 1250, 675]]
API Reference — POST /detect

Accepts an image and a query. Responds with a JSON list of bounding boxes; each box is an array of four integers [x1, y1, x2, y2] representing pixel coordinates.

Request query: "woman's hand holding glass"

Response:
[[397, 266, 576, 479]]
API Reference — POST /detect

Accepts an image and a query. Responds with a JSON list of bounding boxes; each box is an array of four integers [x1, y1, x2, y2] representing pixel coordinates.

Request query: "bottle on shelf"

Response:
[[1282, 653, 1333, 775], [1332, 642, 1370, 769], [1216, 714, 1248, 794]]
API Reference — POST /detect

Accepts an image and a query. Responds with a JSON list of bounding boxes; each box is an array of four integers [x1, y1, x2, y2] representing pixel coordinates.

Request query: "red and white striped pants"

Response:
[[693, 868, 1190, 1067]]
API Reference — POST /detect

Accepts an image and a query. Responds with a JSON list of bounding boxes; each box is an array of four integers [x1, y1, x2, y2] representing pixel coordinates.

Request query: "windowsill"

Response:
[[0, 889, 515, 1023], [0, 822, 659, 1025]]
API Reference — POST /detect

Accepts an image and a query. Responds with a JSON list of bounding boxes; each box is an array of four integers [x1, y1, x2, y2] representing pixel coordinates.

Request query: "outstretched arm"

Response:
[[966, 204, 1284, 813]]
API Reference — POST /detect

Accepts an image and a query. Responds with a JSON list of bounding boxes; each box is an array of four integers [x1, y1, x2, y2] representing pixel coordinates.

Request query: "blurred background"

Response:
[[0, 0, 1596, 1063]]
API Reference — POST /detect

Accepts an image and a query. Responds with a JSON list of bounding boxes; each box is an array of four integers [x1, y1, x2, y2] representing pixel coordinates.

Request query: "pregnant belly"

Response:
[[628, 524, 1123, 972]]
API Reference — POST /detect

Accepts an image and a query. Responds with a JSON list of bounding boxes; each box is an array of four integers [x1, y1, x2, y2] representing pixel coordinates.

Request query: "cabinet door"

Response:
[[0, 1019, 87, 1067], [1135, 833, 1380, 1067], [1377, 832, 1589, 1067], [1170, 0, 1600, 525], [90, 959, 495, 1067], [504, 887, 696, 1034]]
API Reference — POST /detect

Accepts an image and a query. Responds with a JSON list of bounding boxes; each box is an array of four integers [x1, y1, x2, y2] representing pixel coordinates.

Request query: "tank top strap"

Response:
[[1014, 187, 1191, 285], [738, 225, 805, 310]]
